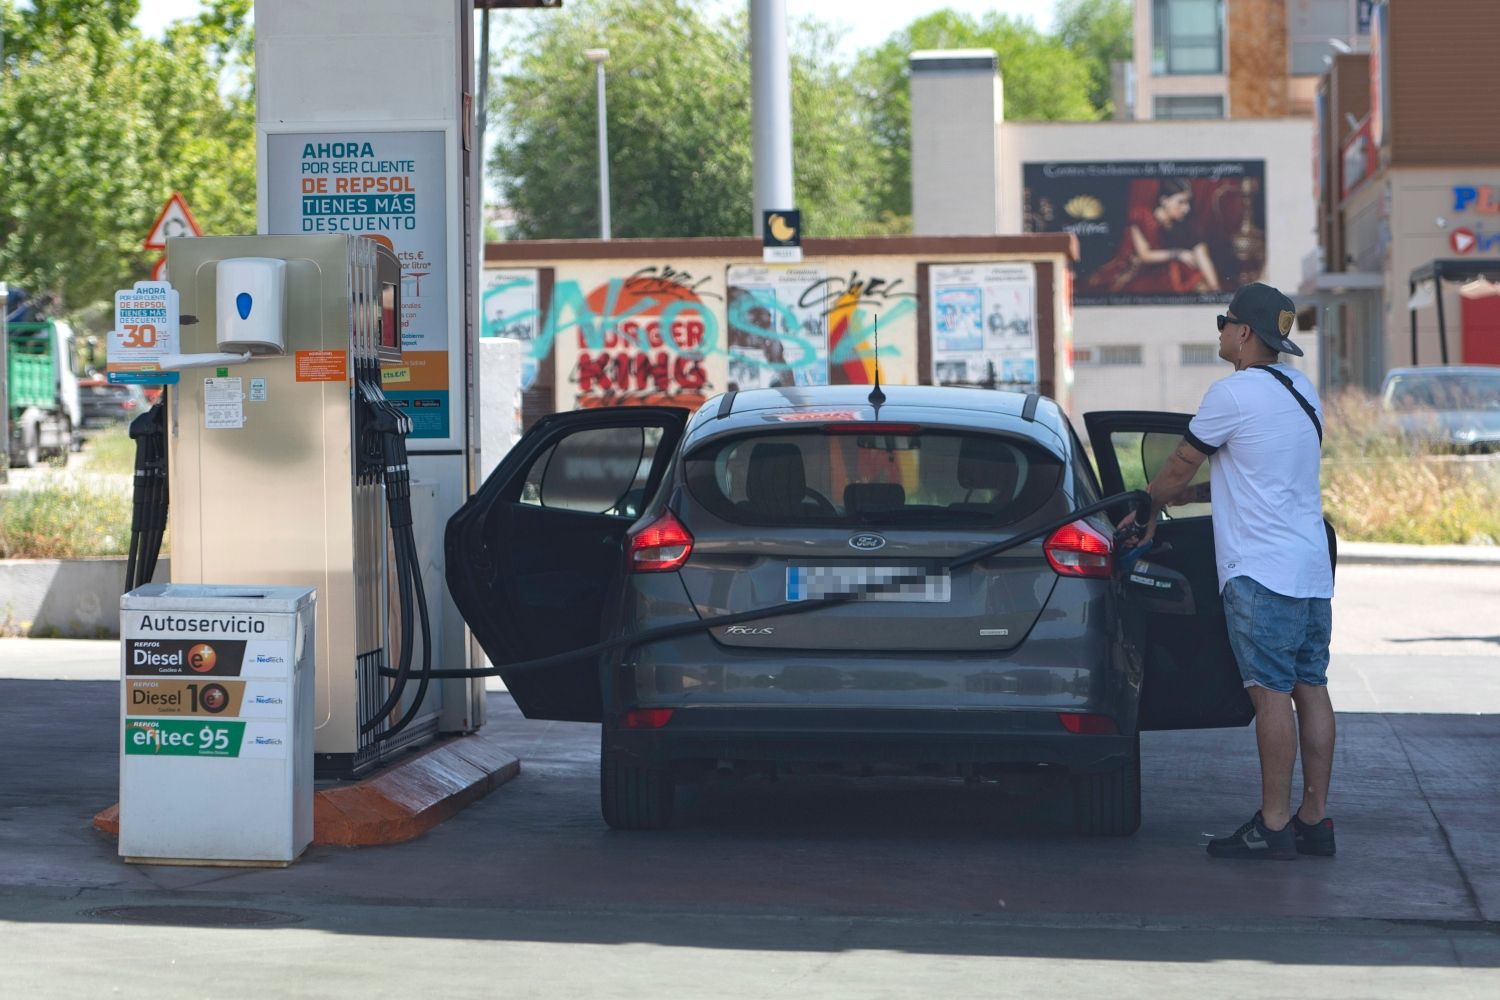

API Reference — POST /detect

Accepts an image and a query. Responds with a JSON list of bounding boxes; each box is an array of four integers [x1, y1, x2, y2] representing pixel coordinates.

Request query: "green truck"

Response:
[[6, 317, 81, 468]]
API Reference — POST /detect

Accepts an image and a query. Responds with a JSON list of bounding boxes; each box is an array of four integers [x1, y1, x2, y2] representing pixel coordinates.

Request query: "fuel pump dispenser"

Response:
[[147, 234, 480, 778]]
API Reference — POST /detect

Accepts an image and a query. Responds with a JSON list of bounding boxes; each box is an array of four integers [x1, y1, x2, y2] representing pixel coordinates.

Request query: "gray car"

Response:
[[448, 386, 1261, 836], [1381, 365, 1500, 452]]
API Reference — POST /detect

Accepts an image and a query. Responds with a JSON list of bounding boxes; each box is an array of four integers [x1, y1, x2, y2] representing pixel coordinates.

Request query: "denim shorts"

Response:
[[1221, 575, 1332, 694]]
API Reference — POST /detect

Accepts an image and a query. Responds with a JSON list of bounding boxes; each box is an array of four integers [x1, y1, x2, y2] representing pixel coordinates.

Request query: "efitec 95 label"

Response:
[[124, 719, 246, 757], [123, 719, 288, 758]]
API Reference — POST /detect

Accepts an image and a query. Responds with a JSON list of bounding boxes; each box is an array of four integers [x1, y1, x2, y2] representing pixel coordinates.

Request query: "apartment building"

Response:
[[1304, 0, 1500, 391], [1129, 0, 1373, 121]]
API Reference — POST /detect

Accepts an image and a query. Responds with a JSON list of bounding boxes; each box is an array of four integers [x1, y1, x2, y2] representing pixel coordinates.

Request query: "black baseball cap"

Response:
[[1226, 282, 1303, 357]]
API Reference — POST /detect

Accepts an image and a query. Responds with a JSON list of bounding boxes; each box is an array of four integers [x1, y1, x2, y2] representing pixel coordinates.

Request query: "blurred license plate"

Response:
[[786, 566, 951, 603]]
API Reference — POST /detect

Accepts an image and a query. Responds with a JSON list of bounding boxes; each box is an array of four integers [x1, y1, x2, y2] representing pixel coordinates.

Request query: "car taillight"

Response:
[[1044, 521, 1112, 578], [627, 510, 693, 573], [623, 708, 675, 729], [1058, 712, 1118, 735]]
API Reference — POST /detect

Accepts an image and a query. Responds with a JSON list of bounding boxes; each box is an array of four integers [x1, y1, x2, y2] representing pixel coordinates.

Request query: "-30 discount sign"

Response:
[[108, 281, 180, 386]]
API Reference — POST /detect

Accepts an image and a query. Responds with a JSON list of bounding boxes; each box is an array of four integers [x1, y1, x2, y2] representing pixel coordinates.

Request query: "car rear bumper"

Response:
[[605, 707, 1136, 775]]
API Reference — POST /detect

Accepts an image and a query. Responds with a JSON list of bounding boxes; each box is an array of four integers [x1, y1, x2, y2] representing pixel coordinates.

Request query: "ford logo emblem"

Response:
[[849, 533, 886, 551]]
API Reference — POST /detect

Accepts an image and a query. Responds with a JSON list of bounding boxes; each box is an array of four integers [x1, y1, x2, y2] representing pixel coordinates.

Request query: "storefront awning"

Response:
[[1406, 259, 1500, 365]]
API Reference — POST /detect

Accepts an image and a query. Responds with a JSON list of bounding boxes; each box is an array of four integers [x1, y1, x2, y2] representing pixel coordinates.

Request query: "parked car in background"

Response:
[[449, 385, 1270, 836], [1380, 365, 1500, 452], [78, 376, 148, 429]]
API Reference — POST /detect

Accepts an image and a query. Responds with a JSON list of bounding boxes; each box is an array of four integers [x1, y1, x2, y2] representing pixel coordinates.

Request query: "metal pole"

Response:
[[1433, 264, 1450, 365], [476, 7, 491, 229], [750, 0, 794, 236], [590, 56, 612, 241]]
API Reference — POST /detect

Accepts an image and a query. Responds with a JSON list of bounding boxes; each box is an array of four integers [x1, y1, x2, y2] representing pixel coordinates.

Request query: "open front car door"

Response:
[[446, 407, 689, 722], [1084, 411, 1253, 730]]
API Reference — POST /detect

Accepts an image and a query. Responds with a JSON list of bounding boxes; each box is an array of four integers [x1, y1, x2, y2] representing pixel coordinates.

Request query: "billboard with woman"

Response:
[[1023, 160, 1267, 306]]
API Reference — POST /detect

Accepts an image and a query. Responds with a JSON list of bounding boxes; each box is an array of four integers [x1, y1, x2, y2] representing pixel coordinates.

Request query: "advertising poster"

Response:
[[929, 263, 1037, 388], [572, 275, 714, 410], [725, 265, 829, 390], [1022, 160, 1267, 306], [482, 268, 541, 390], [265, 131, 450, 438]]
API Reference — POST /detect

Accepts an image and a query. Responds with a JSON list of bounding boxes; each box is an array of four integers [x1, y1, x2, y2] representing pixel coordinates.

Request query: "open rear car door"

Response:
[[446, 407, 689, 722], [1084, 411, 1254, 730]]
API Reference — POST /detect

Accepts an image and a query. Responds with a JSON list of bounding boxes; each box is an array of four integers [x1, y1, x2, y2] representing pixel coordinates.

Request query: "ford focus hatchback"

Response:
[[447, 385, 1263, 836]]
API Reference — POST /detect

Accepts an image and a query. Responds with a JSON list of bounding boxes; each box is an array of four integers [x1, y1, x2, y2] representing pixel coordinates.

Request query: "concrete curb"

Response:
[[93, 727, 520, 848], [0, 558, 169, 638], [1339, 542, 1500, 566]]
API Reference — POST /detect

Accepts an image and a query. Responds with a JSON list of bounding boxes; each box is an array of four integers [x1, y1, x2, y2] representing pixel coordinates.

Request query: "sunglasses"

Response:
[[1216, 314, 1240, 331]]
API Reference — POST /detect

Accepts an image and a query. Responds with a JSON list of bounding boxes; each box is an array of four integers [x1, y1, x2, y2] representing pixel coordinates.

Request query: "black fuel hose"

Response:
[[393, 488, 1151, 681], [376, 524, 434, 741]]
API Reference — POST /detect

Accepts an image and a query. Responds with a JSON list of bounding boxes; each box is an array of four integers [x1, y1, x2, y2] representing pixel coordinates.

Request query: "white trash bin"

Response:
[[118, 584, 316, 866]]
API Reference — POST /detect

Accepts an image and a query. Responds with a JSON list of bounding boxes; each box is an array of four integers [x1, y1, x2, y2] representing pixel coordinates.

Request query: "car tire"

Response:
[[1071, 734, 1141, 837], [600, 739, 674, 831]]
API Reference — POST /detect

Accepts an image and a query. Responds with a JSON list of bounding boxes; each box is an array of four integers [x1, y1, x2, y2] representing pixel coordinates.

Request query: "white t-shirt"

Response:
[[1185, 364, 1334, 599]]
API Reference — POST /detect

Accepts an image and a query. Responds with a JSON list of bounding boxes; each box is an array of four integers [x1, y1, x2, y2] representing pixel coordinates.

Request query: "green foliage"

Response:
[[0, 479, 132, 558], [84, 426, 138, 477], [0, 0, 254, 315], [1321, 391, 1500, 546], [492, 0, 890, 239], [851, 10, 1099, 221], [1055, 0, 1134, 117]]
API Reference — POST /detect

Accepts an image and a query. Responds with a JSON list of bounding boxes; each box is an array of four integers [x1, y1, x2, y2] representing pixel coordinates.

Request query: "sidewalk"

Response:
[[1339, 540, 1500, 565]]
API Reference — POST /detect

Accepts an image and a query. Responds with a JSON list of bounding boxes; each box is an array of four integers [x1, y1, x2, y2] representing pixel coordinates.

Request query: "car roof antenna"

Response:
[[867, 313, 887, 409]]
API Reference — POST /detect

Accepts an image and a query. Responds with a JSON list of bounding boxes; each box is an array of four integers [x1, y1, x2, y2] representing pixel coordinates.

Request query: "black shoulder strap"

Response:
[[1251, 364, 1321, 443]]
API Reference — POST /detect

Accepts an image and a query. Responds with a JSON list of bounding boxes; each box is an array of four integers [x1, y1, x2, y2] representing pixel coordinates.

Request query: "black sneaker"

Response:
[[1206, 811, 1297, 860], [1292, 814, 1336, 856]]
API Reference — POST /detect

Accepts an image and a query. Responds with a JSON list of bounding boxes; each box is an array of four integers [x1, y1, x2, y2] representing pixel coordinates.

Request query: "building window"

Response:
[[1180, 343, 1220, 366], [1078, 345, 1144, 366], [1153, 95, 1225, 119], [1289, 0, 1353, 76], [1152, 0, 1224, 76]]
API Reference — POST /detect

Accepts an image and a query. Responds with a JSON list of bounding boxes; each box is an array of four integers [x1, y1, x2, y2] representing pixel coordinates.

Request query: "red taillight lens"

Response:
[[1044, 521, 1112, 578], [627, 510, 694, 573], [623, 708, 675, 729], [1058, 712, 1118, 735]]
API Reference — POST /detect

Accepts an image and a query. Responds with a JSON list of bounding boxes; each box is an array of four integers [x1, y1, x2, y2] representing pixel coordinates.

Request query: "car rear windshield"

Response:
[[684, 428, 1064, 527]]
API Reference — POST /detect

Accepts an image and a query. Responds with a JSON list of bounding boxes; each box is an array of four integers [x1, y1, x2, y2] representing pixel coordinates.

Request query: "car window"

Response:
[[520, 425, 663, 518], [1112, 430, 1210, 521], [1387, 373, 1500, 411], [684, 429, 1064, 528]]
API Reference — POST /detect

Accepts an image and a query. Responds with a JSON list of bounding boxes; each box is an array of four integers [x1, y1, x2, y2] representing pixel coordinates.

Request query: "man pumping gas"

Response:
[[1118, 282, 1337, 861]]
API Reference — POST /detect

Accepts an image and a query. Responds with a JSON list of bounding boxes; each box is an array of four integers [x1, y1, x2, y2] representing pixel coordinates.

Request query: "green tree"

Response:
[[491, 0, 892, 239], [853, 11, 1098, 222], [1055, 0, 1133, 117], [0, 0, 254, 312]]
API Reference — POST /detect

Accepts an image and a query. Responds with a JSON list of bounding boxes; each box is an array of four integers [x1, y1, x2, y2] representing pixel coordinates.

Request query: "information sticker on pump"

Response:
[[108, 281, 181, 386]]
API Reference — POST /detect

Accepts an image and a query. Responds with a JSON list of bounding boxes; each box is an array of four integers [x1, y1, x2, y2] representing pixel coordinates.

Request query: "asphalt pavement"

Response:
[[0, 563, 1497, 997]]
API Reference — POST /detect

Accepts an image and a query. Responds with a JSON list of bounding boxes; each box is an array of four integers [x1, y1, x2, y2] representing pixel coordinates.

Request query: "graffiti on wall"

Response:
[[480, 263, 918, 410]]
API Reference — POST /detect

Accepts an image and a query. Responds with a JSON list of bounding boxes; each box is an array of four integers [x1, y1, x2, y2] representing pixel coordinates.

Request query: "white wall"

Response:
[[910, 50, 1003, 236], [998, 118, 1318, 413]]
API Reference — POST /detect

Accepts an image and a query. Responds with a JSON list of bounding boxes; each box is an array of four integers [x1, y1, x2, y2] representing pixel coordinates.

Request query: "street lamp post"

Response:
[[583, 48, 611, 241]]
